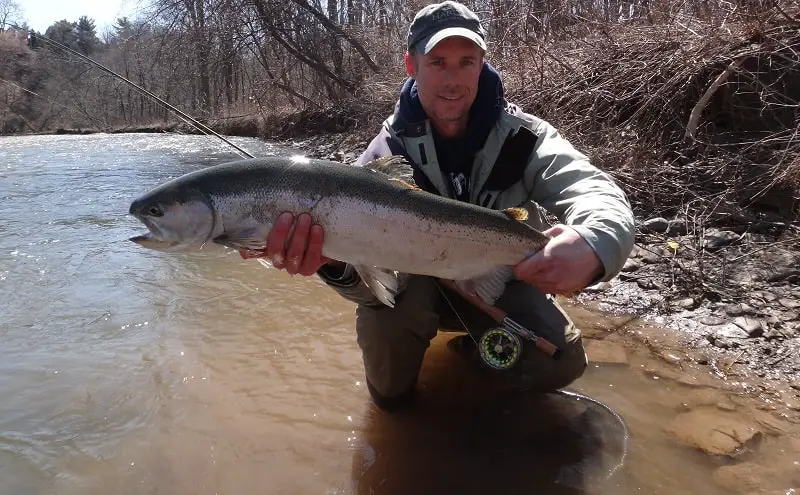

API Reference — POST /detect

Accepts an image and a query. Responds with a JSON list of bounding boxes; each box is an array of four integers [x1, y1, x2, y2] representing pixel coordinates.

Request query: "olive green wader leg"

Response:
[[355, 276, 442, 409], [437, 280, 588, 392], [355, 275, 588, 409]]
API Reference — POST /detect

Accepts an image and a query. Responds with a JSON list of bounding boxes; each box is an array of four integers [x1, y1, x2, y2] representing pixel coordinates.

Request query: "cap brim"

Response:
[[419, 27, 486, 55]]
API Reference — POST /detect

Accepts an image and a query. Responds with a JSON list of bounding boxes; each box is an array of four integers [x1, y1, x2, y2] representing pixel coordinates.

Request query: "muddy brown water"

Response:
[[1, 134, 797, 495]]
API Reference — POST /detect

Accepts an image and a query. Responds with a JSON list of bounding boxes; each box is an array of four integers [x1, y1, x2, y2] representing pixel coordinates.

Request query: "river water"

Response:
[[0, 133, 797, 495]]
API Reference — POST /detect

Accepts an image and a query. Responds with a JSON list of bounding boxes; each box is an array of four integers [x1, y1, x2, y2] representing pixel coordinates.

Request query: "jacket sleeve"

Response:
[[316, 262, 383, 307], [314, 125, 405, 306], [523, 120, 636, 282]]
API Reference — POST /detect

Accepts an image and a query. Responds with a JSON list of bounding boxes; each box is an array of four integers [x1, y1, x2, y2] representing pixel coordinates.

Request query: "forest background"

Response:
[[1, 0, 798, 229]]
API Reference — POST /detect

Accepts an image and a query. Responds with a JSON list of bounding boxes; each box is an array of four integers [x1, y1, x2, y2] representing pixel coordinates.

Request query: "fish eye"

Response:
[[147, 205, 163, 217]]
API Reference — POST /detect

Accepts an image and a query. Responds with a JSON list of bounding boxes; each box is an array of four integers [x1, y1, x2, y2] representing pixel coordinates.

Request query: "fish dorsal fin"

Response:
[[367, 155, 419, 190], [502, 207, 529, 222]]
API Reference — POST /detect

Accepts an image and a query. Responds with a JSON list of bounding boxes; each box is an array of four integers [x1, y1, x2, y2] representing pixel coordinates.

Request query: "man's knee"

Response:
[[482, 282, 587, 391], [354, 276, 441, 401], [508, 337, 588, 392], [495, 282, 581, 348]]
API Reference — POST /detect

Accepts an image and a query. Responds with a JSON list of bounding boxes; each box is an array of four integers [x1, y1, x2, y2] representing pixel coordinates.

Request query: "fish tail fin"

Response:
[[353, 265, 399, 308], [456, 266, 515, 306]]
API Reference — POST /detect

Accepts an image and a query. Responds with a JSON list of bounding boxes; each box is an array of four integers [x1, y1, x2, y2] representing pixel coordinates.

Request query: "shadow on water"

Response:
[[349, 337, 630, 495]]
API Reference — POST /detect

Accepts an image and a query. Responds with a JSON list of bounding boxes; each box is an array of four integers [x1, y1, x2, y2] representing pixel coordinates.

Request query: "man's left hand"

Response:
[[513, 224, 604, 295]]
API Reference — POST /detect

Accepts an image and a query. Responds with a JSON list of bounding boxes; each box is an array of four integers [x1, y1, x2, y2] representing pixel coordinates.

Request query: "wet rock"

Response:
[[779, 298, 800, 310], [669, 409, 763, 457], [667, 218, 688, 236], [643, 362, 681, 381], [328, 150, 345, 161], [769, 269, 800, 284], [638, 246, 664, 264], [585, 340, 628, 365], [711, 337, 731, 349], [782, 311, 799, 322], [732, 316, 764, 337], [731, 269, 760, 285], [641, 217, 669, 233], [712, 463, 775, 493], [685, 389, 729, 407], [781, 391, 800, 411], [700, 315, 728, 326], [725, 303, 752, 317], [715, 323, 750, 340], [583, 281, 610, 293], [703, 229, 741, 250], [660, 351, 682, 364], [672, 297, 698, 310], [751, 410, 793, 435], [716, 402, 737, 411], [621, 258, 642, 272], [690, 351, 709, 365], [676, 373, 720, 388], [637, 277, 666, 290], [762, 291, 779, 302]]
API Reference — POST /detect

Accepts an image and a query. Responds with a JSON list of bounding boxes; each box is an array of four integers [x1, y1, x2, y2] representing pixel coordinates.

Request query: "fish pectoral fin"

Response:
[[502, 207, 529, 222], [366, 156, 418, 189], [457, 266, 516, 306], [353, 265, 399, 308], [212, 228, 267, 251]]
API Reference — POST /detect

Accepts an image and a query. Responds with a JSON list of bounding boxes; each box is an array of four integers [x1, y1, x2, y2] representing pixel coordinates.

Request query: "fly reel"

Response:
[[478, 327, 523, 370]]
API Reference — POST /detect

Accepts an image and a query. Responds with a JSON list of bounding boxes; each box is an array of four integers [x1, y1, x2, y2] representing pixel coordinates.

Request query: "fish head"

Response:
[[128, 186, 216, 251]]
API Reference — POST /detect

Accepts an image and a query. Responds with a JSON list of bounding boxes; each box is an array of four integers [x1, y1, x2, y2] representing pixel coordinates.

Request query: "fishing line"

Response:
[[437, 282, 629, 486], [3, 22, 255, 159]]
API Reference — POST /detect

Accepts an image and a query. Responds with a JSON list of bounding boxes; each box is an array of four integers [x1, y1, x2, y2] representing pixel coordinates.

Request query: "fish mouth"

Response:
[[129, 232, 178, 250]]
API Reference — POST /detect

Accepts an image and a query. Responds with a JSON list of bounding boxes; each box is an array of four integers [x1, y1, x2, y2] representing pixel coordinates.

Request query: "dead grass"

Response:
[[499, 15, 800, 225]]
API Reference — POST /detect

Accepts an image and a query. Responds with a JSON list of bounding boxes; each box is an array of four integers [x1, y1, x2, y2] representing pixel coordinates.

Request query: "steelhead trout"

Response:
[[128, 155, 550, 306]]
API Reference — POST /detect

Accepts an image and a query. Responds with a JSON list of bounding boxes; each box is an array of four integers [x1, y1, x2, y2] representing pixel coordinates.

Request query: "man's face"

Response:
[[405, 36, 484, 133]]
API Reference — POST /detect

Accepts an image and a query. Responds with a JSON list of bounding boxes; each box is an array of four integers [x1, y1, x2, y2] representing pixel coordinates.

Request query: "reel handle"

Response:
[[439, 279, 562, 360], [531, 333, 562, 359]]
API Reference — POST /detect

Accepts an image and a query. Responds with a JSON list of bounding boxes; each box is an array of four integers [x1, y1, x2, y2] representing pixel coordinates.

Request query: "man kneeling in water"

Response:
[[242, 1, 635, 411]]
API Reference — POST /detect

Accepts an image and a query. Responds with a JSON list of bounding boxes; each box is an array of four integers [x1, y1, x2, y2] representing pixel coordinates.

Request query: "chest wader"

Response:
[[385, 114, 561, 370]]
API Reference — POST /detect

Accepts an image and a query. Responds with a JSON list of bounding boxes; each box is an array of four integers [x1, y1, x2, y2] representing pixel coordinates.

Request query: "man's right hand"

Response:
[[239, 212, 335, 276]]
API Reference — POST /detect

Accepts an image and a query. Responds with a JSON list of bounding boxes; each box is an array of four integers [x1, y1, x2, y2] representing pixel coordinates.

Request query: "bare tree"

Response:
[[0, 0, 22, 30]]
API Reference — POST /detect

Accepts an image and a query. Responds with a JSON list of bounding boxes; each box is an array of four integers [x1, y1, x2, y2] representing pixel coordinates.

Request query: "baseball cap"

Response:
[[407, 1, 487, 55]]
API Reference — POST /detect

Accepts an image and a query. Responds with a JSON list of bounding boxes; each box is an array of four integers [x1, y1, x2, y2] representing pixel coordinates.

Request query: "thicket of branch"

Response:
[[504, 14, 800, 224]]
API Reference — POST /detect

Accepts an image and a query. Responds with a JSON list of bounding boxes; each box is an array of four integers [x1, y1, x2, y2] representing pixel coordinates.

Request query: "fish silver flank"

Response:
[[128, 155, 551, 307]]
